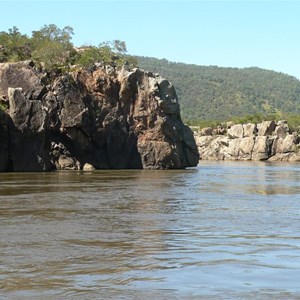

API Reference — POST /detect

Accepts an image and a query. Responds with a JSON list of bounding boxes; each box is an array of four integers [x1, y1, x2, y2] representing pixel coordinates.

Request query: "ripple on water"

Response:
[[0, 162, 300, 298]]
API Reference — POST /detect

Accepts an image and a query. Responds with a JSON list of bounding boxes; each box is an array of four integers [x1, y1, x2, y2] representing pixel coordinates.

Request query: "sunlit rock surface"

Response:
[[0, 61, 199, 171]]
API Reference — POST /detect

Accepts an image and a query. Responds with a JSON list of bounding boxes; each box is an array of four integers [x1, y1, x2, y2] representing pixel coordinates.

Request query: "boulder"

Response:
[[227, 124, 244, 139], [274, 120, 290, 138], [250, 136, 273, 161], [195, 135, 215, 148], [239, 137, 255, 160], [198, 136, 229, 160], [227, 138, 241, 159], [268, 153, 296, 162], [257, 120, 276, 136], [57, 155, 79, 170], [50, 142, 81, 170], [271, 134, 298, 154], [288, 152, 300, 162], [243, 123, 257, 137], [226, 137, 254, 160], [83, 163, 95, 171]]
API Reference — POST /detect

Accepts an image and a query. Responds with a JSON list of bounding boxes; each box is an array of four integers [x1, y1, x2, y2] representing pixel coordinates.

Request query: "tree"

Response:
[[0, 24, 136, 71], [113, 40, 127, 54], [31, 24, 74, 71], [31, 24, 74, 46], [74, 40, 132, 68], [0, 26, 31, 62], [74, 46, 103, 67], [32, 40, 71, 71]]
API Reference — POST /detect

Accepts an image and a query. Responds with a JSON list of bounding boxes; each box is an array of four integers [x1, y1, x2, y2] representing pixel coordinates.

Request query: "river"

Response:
[[0, 161, 300, 299]]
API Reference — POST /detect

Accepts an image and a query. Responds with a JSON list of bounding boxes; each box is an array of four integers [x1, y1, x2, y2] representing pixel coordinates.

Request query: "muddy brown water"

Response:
[[0, 162, 300, 299]]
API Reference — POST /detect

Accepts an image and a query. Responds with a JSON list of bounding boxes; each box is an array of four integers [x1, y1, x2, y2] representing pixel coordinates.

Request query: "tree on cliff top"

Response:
[[0, 24, 75, 70], [0, 24, 136, 71], [74, 39, 136, 68], [0, 26, 31, 62], [31, 24, 75, 71]]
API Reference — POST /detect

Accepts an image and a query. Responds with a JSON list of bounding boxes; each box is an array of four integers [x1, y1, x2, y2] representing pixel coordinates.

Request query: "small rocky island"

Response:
[[193, 121, 300, 162], [0, 61, 199, 171]]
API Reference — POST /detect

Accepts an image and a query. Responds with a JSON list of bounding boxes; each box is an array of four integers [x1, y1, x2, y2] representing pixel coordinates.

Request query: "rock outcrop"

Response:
[[193, 120, 300, 162], [0, 61, 199, 171]]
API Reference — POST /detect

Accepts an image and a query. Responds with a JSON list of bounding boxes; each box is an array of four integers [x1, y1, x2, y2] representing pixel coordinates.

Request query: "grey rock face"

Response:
[[8, 87, 47, 132], [193, 120, 300, 162], [251, 136, 271, 161], [0, 62, 199, 171], [0, 61, 46, 100], [257, 120, 276, 136], [8, 87, 51, 172], [227, 124, 244, 139], [243, 123, 257, 137], [274, 120, 290, 138]]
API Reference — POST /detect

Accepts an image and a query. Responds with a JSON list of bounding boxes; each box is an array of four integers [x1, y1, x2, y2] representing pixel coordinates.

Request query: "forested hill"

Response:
[[137, 56, 300, 123]]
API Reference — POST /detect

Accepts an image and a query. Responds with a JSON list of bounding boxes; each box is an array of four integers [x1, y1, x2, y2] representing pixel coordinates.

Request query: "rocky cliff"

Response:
[[193, 121, 300, 162], [0, 61, 199, 171]]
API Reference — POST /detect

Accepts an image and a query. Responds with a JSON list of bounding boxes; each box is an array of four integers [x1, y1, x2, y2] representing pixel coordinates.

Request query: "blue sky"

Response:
[[1, 1, 300, 79]]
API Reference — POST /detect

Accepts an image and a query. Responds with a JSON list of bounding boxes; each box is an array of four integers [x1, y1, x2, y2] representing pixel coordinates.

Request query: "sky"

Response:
[[1, 0, 300, 79]]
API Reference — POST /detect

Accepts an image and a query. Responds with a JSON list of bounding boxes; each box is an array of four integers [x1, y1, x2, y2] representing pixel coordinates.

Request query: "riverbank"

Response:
[[192, 120, 300, 162]]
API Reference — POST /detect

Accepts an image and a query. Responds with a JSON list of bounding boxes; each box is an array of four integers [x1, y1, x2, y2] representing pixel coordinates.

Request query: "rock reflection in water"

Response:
[[0, 162, 300, 299]]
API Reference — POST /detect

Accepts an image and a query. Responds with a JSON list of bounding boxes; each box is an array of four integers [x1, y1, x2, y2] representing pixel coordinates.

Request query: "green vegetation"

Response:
[[283, 114, 300, 132], [0, 103, 6, 111], [137, 57, 300, 127], [0, 24, 137, 72], [187, 113, 300, 132], [30, 24, 75, 71], [74, 40, 136, 68], [0, 26, 31, 62], [1, 25, 300, 129]]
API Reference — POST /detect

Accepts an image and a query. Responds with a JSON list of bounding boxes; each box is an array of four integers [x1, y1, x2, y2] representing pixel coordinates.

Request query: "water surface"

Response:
[[0, 161, 300, 299]]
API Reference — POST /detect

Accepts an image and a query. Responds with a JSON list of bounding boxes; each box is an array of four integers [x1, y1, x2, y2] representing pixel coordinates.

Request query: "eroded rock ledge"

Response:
[[0, 61, 199, 171], [193, 121, 300, 162]]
